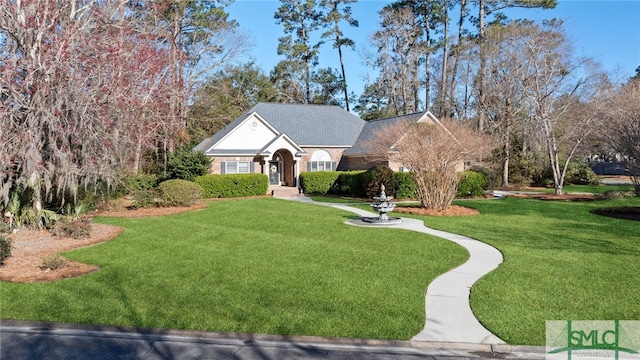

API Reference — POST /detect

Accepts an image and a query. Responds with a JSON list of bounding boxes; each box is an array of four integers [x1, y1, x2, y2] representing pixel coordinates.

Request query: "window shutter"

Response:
[[307, 162, 311, 172], [220, 162, 226, 174], [331, 162, 336, 171], [250, 162, 255, 173]]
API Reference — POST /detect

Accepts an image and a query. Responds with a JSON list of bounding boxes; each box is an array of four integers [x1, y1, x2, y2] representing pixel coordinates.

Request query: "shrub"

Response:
[[125, 173, 158, 192], [362, 166, 396, 198], [132, 189, 156, 209], [565, 161, 600, 185], [331, 171, 366, 197], [300, 172, 340, 194], [165, 148, 210, 182], [394, 172, 416, 199], [603, 190, 636, 199], [53, 216, 93, 239], [457, 171, 487, 198], [39, 254, 68, 271], [157, 179, 203, 207], [0, 235, 12, 265], [469, 165, 497, 189], [195, 174, 269, 198]]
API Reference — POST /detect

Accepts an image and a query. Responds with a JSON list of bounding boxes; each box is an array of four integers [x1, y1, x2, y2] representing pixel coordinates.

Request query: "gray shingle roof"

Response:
[[250, 103, 365, 146], [194, 103, 366, 154], [344, 112, 426, 155]]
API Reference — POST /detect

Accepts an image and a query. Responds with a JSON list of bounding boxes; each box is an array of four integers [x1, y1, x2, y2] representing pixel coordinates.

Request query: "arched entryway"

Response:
[[269, 149, 295, 186]]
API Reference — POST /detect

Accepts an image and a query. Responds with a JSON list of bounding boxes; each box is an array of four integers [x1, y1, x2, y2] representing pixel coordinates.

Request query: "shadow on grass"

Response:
[[591, 206, 640, 222]]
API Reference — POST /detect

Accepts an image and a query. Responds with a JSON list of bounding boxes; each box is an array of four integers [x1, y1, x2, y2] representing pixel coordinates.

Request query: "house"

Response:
[[194, 102, 442, 188]]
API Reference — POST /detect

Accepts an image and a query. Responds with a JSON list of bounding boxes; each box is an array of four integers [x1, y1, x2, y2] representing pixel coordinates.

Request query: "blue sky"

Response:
[[226, 0, 640, 97]]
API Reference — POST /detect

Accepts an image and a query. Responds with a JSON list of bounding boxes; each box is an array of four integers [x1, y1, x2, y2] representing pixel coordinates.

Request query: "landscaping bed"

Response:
[[1, 203, 206, 283]]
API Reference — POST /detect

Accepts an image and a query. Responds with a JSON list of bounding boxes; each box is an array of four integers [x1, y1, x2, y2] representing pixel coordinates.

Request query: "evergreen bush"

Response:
[[165, 148, 210, 182], [457, 171, 487, 198], [125, 174, 158, 192], [299, 172, 340, 194], [362, 165, 396, 197], [394, 172, 416, 199], [132, 189, 156, 209], [157, 179, 203, 206], [566, 161, 600, 185], [0, 235, 12, 265], [331, 171, 366, 197], [195, 174, 268, 198]]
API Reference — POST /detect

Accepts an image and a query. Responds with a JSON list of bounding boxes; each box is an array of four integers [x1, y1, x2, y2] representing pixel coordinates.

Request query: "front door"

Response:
[[269, 161, 280, 185]]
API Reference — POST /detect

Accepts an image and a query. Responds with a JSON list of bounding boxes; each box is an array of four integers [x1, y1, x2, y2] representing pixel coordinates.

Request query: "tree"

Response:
[[474, 0, 557, 133], [366, 118, 492, 210], [188, 62, 278, 139], [271, 59, 307, 103], [319, 0, 358, 111], [364, 5, 424, 116], [354, 83, 397, 120], [0, 0, 173, 213], [274, 0, 323, 104], [311, 67, 344, 106], [519, 21, 605, 194], [129, 0, 245, 170], [481, 21, 537, 187]]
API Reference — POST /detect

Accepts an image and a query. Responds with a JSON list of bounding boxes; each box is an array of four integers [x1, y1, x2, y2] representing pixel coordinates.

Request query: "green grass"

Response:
[[0, 198, 467, 340], [404, 196, 640, 345], [561, 184, 635, 194]]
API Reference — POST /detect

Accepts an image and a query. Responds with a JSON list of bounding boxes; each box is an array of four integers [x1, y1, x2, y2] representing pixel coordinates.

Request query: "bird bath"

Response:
[[362, 184, 402, 225]]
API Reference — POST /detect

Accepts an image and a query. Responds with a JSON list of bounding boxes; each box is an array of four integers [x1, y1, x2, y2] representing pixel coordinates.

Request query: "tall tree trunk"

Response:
[[337, 41, 349, 111], [449, 0, 467, 118], [439, 0, 449, 117], [477, 0, 486, 133], [501, 123, 510, 187], [305, 53, 311, 104], [133, 139, 143, 175], [423, 4, 431, 111]]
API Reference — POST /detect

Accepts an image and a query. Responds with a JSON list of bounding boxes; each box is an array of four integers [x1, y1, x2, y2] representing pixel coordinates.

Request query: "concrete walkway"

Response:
[[279, 196, 505, 345]]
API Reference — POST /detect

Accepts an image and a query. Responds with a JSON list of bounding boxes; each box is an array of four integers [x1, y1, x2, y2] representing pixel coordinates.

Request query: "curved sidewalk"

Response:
[[281, 197, 505, 345]]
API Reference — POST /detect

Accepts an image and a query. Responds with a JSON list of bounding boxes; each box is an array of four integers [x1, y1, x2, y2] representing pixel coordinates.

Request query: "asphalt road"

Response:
[[0, 321, 545, 360]]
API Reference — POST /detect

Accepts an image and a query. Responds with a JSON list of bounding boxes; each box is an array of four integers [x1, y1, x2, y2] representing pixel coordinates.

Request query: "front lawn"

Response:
[[0, 198, 467, 340], [417, 196, 640, 345]]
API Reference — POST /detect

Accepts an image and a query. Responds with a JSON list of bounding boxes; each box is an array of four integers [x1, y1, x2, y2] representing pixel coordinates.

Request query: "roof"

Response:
[[194, 103, 366, 154], [194, 112, 254, 153], [344, 111, 430, 155], [249, 103, 365, 146]]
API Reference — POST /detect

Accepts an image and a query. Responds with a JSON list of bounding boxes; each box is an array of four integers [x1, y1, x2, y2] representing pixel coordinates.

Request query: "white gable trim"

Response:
[[416, 111, 440, 125], [260, 133, 307, 158], [202, 112, 280, 153]]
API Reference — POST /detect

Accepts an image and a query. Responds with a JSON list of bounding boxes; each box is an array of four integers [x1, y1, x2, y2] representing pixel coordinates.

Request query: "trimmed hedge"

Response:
[[195, 174, 269, 198], [456, 171, 487, 198], [362, 166, 397, 198], [157, 179, 204, 206], [331, 171, 366, 197], [300, 172, 341, 195], [394, 172, 416, 199], [302, 170, 416, 199]]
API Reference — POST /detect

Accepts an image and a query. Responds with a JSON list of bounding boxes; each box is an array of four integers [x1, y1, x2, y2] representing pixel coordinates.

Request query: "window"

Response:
[[308, 150, 334, 172], [223, 161, 250, 174]]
